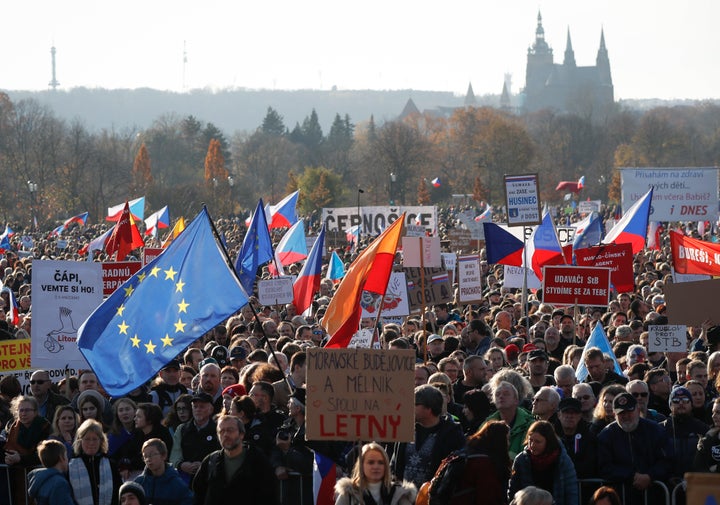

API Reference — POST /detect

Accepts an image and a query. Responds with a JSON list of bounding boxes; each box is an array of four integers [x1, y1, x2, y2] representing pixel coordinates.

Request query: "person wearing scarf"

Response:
[[69, 419, 121, 505], [508, 420, 578, 505]]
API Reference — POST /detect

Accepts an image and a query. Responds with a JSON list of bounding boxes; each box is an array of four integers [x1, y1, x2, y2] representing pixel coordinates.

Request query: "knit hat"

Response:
[[222, 383, 247, 399], [504, 344, 520, 362], [669, 386, 692, 407], [119, 482, 147, 505]]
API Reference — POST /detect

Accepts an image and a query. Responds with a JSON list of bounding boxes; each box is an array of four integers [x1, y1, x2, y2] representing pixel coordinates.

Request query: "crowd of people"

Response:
[[0, 207, 719, 505]]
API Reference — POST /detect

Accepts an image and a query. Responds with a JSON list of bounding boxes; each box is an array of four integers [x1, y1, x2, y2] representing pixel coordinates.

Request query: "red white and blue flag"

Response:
[[482, 222, 524, 266], [268, 190, 299, 229], [602, 188, 654, 254], [293, 226, 325, 316], [1, 286, 20, 326], [525, 211, 566, 281], [80, 228, 113, 259], [52, 212, 89, 236], [270, 220, 308, 275], [144, 206, 170, 237], [0, 225, 14, 251], [431, 177, 441, 188], [107, 196, 145, 222], [313, 451, 336, 505], [474, 205, 493, 222]]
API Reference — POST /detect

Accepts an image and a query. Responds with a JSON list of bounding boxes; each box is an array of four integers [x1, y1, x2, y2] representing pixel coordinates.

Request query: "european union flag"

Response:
[[77, 208, 249, 396], [235, 199, 274, 294]]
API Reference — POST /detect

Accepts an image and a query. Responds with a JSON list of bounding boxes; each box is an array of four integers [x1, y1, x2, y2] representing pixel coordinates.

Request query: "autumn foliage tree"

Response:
[[417, 178, 431, 205], [131, 143, 153, 194], [204, 138, 228, 184]]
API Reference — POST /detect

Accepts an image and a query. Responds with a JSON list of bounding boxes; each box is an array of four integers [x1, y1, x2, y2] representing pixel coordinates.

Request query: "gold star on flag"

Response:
[[124, 284, 134, 297], [174, 318, 186, 333], [144, 340, 156, 354], [164, 267, 177, 281], [161, 334, 174, 347], [177, 299, 189, 313], [175, 279, 185, 292], [118, 321, 129, 335], [130, 334, 141, 348], [137, 272, 147, 283], [150, 266, 161, 278], [116, 305, 125, 317]]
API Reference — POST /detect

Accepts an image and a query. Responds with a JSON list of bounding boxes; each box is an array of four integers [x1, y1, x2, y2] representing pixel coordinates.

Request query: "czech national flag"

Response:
[[268, 190, 299, 229], [80, 228, 113, 258], [482, 222, 523, 266], [525, 211, 566, 281], [107, 196, 145, 222], [1, 286, 20, 326], [292, 226, 325, 316], [270, 220, 308, 275], [144, 206, 170, 237], [53, 212, 89, 236], [313, 451, 336, 505], [602, 187, 654, 254], [0, 225, 14, 252], [474, 205, 493, 222], [572, 212, 604, 251], [431, 177, 441, 188]]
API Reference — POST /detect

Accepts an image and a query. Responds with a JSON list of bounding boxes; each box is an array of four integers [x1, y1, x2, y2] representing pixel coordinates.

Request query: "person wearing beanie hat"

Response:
[[119, 481, 148, 505], [660, 386, 710, 482], [505, 344, 520, 366]]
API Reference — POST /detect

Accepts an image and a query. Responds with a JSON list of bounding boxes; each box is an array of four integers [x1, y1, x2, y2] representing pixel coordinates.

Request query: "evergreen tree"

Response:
[[261, 107, 286, 136]]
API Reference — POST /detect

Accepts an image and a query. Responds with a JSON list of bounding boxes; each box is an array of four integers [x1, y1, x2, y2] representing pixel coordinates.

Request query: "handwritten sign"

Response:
[[404, 267, 453, 312], [457, 255, 482, 303], [306, 348, 415, 442], [648, 325, 687, 353], [258, 277, 295, 305]]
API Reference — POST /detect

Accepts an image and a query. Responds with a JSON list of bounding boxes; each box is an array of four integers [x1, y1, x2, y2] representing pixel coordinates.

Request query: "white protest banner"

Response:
[[672, 268, 711, 284], [620, 167, 719, 221], [0, 367, 81, 396], [578, 200, 602, 214], [404, 224, 426, 237], [503, 266, 542, 289], [361, 272, 410, 318], [322, 206, 437, 235], [458, 255, 483, 303], [442, 253, 457, 284], [306, 348, 415, 442], [258, 277, 295, 305], [31, 261, 103, 371], [504, 174, 541, 227], [348, 328, 378, 349], [648, 325, 687, 353], [402, 237, 442, 268]]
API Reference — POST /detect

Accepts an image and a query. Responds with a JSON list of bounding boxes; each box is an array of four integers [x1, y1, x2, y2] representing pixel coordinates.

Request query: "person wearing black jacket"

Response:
[[192, 415, 279, 505]]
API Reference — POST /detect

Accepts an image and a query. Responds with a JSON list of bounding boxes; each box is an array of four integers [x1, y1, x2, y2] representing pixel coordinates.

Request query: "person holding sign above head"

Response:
[[335, 442, 416, 505]]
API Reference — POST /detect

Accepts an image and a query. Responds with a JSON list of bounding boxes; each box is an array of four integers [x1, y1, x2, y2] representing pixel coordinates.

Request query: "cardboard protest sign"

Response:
[[404, 267, 453, 312], [306, 348, 415, 442], [665, 278, 720, 326]]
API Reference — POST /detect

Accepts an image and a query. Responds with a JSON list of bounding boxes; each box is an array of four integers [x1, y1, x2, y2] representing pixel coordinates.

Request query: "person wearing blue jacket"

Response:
[[134, 438, 193, 505], [508, 420, 578, 505], [28, 440, 76, 505]]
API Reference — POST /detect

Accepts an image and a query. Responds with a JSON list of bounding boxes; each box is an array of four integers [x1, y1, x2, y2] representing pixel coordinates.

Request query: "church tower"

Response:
[[525, 12, 554, 106], [563, 29, 576, 67], [596, 28, 612, 86]]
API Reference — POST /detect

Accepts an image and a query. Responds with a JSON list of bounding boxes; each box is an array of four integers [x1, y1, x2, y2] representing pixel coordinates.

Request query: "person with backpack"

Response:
[[334, 442, 416, 505], [418, 420, 510, 505]]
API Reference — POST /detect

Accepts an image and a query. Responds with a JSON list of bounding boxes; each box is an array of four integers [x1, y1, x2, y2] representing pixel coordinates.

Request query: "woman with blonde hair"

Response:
[[335, 442, 416, 505], [69, 419, 121, 505]]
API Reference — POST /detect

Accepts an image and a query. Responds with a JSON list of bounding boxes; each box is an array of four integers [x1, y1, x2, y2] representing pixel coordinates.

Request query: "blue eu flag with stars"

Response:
[[78, 207, 249, 396]]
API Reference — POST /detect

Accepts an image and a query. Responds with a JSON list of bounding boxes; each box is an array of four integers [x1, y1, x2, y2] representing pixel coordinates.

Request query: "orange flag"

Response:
[[106, 202, 144, 261], [161, 217, 186, 248], [322, 214, 405, 348]]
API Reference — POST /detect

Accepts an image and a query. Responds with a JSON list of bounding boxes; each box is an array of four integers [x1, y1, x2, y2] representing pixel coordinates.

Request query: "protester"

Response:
[[28, 439, 75, 505], [134, 438, 193, 505], [508, 420, 578, 505], [48, 405, 80, 457], [69, 419, 122, 505], [335, 442, 416, 505]]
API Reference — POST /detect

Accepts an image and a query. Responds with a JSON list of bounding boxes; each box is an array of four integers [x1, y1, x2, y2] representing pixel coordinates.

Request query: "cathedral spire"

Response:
[[564, 28, 576, 67], [464, 82, 477, 107]]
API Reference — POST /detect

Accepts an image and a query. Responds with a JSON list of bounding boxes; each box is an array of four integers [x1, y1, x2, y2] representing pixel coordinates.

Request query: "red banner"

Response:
[[143, 247, 163, 265], [575, 243, 634, 294], [542, 265, 611, 306], [670, 230, 720, 276], [102, 261, 142, 296]]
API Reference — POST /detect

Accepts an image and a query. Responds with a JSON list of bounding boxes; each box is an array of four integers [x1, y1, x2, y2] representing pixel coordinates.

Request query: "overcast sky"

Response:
[[2, 0, 718, 100]]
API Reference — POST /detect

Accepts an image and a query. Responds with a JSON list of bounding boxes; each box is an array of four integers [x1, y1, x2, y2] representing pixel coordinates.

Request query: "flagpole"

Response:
[[205, 205, 294, 393], [521, 230, 528, 325]]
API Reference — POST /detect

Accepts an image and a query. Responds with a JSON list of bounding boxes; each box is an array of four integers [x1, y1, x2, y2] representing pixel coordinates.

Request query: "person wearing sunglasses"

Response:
[[660, 386, 709, 485], [625, 380, 666, 423], [29, 369, 70, 422]]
